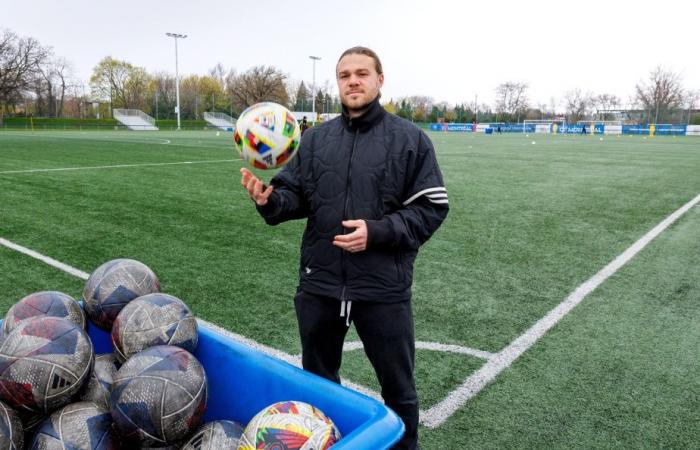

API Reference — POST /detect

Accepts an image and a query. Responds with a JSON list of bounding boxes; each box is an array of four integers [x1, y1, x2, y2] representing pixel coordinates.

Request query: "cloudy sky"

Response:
[[4, 0, 698, 110]]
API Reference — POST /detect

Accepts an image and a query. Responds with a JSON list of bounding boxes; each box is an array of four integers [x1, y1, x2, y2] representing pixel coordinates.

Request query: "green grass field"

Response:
[[1, 129, 698, 448]]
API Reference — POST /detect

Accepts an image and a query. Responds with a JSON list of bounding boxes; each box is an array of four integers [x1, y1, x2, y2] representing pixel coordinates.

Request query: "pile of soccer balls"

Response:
[[0, 258, 341, 449]]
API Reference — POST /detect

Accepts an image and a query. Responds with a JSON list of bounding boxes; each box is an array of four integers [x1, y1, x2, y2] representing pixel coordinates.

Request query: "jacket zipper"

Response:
[[340, 128, 360, 301]]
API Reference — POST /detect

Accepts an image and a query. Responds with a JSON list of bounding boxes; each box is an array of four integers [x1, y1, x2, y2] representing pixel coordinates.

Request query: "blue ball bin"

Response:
[[85, 319, 405, 449]]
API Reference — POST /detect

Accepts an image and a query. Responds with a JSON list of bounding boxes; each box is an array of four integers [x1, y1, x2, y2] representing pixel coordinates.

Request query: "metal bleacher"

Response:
[[113, 109, 159, 131], [203, 111, 236, 131]]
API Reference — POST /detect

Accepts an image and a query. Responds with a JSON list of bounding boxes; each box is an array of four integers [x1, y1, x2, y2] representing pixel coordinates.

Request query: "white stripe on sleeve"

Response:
[[403, 187, 448, 206]]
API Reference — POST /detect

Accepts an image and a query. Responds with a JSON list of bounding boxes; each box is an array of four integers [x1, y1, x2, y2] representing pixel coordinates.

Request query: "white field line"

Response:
[[0, 237, 382, 401], [420, 192, 700, 428], [343, 340, 494, 360], [0, 159, 237, 175]]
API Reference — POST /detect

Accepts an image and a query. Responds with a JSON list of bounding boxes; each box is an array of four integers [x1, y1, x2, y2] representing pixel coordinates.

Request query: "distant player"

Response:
[[581, 124, 587, 135], [300, 116, 309, 135]]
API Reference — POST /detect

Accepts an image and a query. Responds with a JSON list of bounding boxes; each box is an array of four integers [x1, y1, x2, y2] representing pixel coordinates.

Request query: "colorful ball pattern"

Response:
[[31, 401, 119, 450], [110, 346, 207, 447], [181, 420, 244, 450], [0, 317, 94, 414], [0, 400, 23, 450], [80, 354, 119, 410], [233, 102, 301, 169], [83, 259, 161, 330], [3, 291, 85, 336], [111, 293, 198, 364], [238, 401, 341, 450]]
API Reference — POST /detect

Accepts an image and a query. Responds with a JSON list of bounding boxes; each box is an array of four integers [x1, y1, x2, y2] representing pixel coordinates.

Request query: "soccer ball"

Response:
[[31, 401, 119, 450], [0, 317, 94, 414], [111, 293, 198, 364], [110, 346, 207, 446], [0, 400, 23, 450], [80, 354, 118, 409], [3, 290, 85, 336], [83, 259, 161, 330], [238, 400, 341, 450], [233, 102, 301, 169], [181, 420, 244, 450]]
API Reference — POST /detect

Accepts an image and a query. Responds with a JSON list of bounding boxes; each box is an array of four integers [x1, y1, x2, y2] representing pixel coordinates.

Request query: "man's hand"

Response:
[[240, 167, 273, 206], [333, 220, 368, 253]]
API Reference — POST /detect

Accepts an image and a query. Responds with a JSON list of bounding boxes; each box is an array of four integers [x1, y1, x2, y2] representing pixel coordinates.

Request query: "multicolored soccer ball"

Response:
[[181, 420, 244, 450], [3, 290, 85, 336], [238, 400, 341, 450], [110, 345, 207, 447], [233, 102, 301, 169], [0, 400, 23, 450], [31, 401, 119, 450], [80, 354, 118, 409], [83, 259, 161, 330], [0, 317, 94, 414], [111, 293, 198, 364]]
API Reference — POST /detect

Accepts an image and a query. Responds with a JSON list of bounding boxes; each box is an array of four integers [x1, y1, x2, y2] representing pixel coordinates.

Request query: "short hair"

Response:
[[337, 46, 383, 75]]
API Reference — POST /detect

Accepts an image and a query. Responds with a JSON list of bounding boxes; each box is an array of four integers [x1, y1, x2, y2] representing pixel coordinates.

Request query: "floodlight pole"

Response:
[[166, 32, 187, 130], [309, 56, 321, 124]]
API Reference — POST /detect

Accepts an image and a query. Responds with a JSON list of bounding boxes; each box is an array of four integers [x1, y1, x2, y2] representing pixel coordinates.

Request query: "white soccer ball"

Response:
[[233, 102, 301, 170]]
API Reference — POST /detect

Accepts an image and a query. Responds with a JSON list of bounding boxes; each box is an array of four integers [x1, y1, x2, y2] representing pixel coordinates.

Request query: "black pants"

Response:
[[294, 290, 419, 450]]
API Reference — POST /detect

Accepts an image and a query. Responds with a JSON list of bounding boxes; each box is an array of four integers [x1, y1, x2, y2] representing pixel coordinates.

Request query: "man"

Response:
[[300, 116, 309, 135], [240, 46, 448, 449]]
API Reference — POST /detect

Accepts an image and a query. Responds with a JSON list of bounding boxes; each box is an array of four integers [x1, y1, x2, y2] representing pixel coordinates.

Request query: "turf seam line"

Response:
[[420, 191, 700, 428], [0, 159, 237, 175]]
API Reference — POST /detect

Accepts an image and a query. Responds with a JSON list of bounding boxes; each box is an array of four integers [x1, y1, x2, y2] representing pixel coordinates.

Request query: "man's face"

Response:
[[336, 53, 384, 113]]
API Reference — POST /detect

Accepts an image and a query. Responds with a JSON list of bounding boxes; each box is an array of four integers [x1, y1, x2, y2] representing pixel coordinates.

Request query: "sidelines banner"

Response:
[[622, 125, 650, 135], [429, 123, 476, 132], [653, 124, 687, 136]]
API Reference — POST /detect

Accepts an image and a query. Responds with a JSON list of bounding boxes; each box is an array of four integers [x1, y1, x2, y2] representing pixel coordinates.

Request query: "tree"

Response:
[[229, 65, 289, 114], [635, 66, 684, 123], [90, 57, 151, 112], [0, 29, 50, 118], [494, 82, 529, 122], [563, 89, 593, 123], [292, 81, 310, 111], [592, 93, 621, 120]]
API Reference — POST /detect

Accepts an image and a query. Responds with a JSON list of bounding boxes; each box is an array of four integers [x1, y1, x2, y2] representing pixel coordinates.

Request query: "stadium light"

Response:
[[309, 56, 321, 124], [166, 32, 187, 130]]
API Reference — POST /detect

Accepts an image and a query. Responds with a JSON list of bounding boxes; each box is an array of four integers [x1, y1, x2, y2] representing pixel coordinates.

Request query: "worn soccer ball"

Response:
[[0, 400, 23, 450], [233, 102, 301, 169], [31, 401, 119, 450], [181, 420, 244, 450], [80, 354, 119, 409], [83, 259, 161, 330], [238, 400, 341, 450], [111, 293, 198, 364], [0, 317, 94, 414], [110, 346, 207, 446], [3, 290, 85, 336]]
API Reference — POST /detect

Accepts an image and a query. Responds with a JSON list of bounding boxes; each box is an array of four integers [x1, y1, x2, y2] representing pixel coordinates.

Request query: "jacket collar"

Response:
[[341, 95, 385, 132]]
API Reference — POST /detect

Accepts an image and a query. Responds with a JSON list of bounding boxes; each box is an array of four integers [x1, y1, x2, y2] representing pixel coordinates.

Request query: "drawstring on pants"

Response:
[[340, 300, 352, 327]]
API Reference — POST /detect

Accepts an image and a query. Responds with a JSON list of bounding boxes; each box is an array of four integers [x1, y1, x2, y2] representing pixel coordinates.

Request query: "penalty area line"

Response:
[[420, 191, 700, 428]]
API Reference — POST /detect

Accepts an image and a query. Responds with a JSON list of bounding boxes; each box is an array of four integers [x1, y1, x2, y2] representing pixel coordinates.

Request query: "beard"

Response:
[[342, 92, 380, 116]]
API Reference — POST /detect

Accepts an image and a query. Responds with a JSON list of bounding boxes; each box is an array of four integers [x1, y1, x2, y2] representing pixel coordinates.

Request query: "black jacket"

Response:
[[257, 98, 448, 303]]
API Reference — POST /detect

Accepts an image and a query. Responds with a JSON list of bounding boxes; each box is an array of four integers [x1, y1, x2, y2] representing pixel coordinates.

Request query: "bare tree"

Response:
[[684, 89, 700, 124], [635, 66, 684, 123], [494, 82, 529, 122], [229, 65, 289, 112], [0, 29, 50, 118], [593, 93, 621, 120], [563, 89, 593, 123]]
